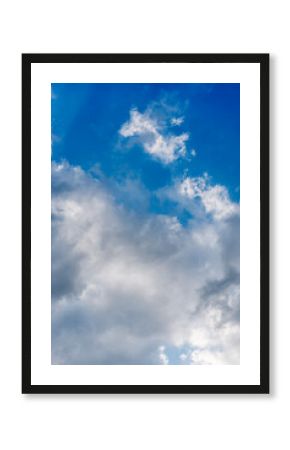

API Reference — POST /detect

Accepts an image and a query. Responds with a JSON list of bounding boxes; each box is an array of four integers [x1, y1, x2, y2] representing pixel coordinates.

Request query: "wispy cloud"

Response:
[[171, 116, 184, 126], [119, 107, 189, 164]]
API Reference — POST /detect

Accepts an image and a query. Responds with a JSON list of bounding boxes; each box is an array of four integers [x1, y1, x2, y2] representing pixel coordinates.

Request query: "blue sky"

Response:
[[52, 83, 240, 201], [51, 83, 240, 365]]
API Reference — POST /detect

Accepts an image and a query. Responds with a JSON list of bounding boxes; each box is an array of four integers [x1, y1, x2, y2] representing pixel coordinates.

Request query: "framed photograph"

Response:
[[22, 53, 269, 394]]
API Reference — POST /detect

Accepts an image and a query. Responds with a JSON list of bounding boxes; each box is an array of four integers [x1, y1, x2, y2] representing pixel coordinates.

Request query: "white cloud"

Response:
[[119, 108, 189, 164], [52, 162, 239, 365], [178, 175, 239, 221], [158, 346, 169, 365], [179, 353, 188, 362], [171, 117, 184, 126]]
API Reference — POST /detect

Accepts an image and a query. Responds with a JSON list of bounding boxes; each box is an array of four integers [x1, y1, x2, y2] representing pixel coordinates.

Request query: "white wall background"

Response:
[[0, 1, 286, 448]]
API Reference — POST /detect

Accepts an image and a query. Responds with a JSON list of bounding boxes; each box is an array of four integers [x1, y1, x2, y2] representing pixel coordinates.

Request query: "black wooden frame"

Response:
[[22, 53, 269, 394]]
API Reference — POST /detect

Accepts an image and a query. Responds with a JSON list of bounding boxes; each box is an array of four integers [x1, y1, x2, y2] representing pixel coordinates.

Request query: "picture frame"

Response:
[[22, 53, 269, 394]]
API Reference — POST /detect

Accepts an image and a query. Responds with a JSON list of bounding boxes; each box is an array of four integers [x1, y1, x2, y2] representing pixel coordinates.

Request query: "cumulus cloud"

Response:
[[119, 108, 189, 164], [52, 162, 240, 365], [178, 175, 240, 221]]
